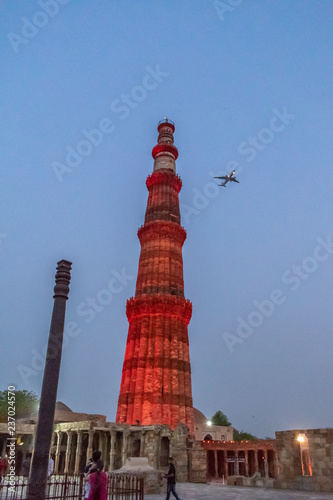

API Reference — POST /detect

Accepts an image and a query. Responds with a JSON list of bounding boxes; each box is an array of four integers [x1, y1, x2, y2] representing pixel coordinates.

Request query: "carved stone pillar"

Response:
[[254, 450, 259, 473], [86, 429, 94, 463], [64, 431, 72, 473], [234, 451, 239, 476], [263, 450, 269, 478], [54, 432, 62, 473], [154, 430, 160, 469], [214, 450, 218, 478], [102, 431, 109, 463], [244, 450, 249, 477], [74, 431, 83, 474], [272, 451, 277, 478], [109, 431, 116, 471], [121, 432, 129, 467], [140, 431, 145, 457]]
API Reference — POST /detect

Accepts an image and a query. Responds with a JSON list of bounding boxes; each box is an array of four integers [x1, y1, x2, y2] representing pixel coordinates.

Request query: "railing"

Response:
[[0, 473, 144, 500], [108, 474, 144, 500], [158, 118, 175, 126], [0, 475, 84, 500], [0, 476, 28, 500]]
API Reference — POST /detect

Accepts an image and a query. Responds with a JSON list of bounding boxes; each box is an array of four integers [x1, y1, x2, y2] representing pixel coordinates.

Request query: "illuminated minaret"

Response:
[[116, 120, 194, 433]]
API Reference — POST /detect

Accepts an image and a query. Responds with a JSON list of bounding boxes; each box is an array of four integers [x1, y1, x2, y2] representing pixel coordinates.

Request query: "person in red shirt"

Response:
[[84, 451, 108, 500]]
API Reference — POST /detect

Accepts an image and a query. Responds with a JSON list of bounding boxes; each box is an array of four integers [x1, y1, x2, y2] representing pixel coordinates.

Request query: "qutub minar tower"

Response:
[[116, 119, 194, 434]]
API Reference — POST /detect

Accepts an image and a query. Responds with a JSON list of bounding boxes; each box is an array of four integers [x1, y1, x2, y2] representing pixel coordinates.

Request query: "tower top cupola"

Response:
[[152, 118, 178, 172]]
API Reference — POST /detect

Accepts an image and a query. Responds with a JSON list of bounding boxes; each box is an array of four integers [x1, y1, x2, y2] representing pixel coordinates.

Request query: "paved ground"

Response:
[[146, 482, 333, 499]]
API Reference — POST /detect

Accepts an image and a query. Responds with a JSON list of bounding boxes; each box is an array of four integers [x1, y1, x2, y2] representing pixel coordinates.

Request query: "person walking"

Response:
[[164, 457, 181, 500]]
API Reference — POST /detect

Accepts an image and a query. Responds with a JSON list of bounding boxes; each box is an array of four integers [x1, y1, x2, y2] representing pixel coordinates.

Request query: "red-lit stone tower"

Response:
[[116, 120, 194, 434]]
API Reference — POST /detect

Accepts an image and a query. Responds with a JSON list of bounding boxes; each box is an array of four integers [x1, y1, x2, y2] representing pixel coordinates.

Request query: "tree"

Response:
[[0, 389, 39, 423], [210, 410, 257, 440], [211, 410, 232, 426], [233, 429, 257, 441]]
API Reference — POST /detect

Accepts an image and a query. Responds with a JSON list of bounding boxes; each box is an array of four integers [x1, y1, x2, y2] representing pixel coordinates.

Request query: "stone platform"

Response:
[[113, 457, 162, 494]]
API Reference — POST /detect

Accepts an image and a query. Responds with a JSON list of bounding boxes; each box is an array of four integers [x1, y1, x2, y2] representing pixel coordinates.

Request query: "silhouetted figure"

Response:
[[164, 457, 181, 500]]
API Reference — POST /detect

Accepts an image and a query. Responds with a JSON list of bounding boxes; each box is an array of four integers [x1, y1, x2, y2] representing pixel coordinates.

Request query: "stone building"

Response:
[[0, 401, 206, 482], [193, 408, 233, 443], [274, 428, 333, 493], [203, 438, 277, 481]]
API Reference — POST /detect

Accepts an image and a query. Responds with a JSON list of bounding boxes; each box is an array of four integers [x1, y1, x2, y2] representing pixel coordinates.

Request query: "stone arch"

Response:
[[132, 439, 140, 457], [160, 436, 170, 468]]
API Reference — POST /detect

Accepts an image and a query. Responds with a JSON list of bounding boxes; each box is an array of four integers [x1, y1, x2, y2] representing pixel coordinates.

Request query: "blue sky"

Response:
[[1, 1, 332, 438]]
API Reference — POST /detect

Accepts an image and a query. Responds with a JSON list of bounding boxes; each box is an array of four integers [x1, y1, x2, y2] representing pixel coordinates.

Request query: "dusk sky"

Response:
[[1, 1, 333, 438]]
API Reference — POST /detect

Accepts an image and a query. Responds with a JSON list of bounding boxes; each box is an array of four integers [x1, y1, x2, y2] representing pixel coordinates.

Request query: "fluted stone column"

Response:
[[272, 451, 277, 478], [154, 431, 160, 469], [254, 450, 259, 473], [64, 431, 72, 473], [121, 432, 129, 466], [140, 431, 145, 457], [263, 450, 269, 478], [86, 429, 94, 462], [116, 121, 194, 433], [245, 450, 249, 477], [74, 431, 83, 474], [54, 432, 62, 473], [109, 431, 116, 471], [100, 432, 107, 464], [214, 450, 218, 478], [27, 261, 72, 500], [234, 451, 239, 476]]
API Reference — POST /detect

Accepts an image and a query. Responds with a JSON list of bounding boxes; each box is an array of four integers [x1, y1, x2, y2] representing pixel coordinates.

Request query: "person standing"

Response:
[[48, 455, 54, 478], [21, 453, 32, 478], [84, 457, 93, 499], [84, 451, 108, 500], [164, 457, 181, 500]]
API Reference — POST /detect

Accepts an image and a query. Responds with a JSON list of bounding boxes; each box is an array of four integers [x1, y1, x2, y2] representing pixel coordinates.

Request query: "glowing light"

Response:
[[297, 434, 305, 443], [207, 420, 212, 426]]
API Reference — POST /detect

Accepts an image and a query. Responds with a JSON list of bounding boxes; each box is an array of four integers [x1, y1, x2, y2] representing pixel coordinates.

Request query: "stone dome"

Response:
[[193, 408, 208, 426]]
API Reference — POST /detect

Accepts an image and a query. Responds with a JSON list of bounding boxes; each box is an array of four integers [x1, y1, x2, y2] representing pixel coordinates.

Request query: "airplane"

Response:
[[213, 170, 239, 187]]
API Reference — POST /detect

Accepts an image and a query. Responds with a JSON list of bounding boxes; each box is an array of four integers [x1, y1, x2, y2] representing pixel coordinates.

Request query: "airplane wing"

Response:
[[213, 176, 227, 180], [231, 178, 239, 183]]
